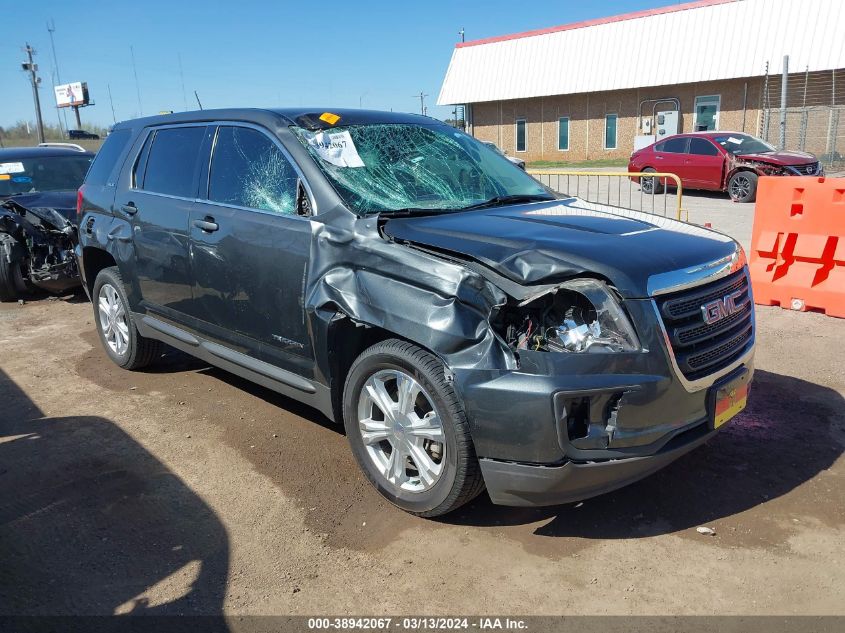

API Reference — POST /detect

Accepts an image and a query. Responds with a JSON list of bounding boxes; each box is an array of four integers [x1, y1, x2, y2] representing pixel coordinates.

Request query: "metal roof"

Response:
[[438, 0, 845, 105]]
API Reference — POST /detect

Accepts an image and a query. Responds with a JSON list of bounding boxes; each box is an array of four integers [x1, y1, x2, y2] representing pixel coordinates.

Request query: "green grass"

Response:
[[528, 158, 628, 169]]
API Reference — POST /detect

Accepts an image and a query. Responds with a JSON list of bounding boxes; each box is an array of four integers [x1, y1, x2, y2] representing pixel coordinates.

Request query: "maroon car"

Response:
[[629, 132, 823, 203]]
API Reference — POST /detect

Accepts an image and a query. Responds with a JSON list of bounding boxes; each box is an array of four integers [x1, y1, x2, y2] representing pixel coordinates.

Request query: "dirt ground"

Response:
[[1, 291, 843, 616]]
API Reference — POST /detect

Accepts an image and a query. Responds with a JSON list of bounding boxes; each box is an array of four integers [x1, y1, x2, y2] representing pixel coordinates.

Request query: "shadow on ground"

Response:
[[443, 368, 844, 539], [0, 367, 230, 616]]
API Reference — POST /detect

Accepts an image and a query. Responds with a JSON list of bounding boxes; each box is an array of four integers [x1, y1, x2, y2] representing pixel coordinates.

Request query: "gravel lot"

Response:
[[1, 206, 843, 616]]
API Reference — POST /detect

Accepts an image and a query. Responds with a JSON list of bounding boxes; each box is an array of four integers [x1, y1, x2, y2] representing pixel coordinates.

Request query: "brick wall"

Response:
[[469, 76, 770, 162]]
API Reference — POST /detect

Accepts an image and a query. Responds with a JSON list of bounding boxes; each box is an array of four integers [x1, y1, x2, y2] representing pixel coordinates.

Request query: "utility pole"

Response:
[[22, 43, 46, 144], [779, 55, 789, 150], [413, 91, 428, 116]]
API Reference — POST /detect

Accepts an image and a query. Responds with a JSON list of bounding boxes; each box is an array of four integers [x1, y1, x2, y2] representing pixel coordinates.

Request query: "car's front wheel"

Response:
[[342, 339, 485, 517], [728, 171, 758, 203], [93, 266, 161, 370]]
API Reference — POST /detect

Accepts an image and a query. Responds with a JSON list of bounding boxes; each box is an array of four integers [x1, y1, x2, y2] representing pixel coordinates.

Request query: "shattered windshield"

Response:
[[713, 134, 775, 156], [292, 123, 551, 214], [0, 155, 92, 197]]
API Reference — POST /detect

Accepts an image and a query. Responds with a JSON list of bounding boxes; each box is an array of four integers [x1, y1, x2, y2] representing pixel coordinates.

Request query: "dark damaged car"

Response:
[[0, 146, 94, 301], [629, 131, 822, 203], [76, 109, 755, 516]]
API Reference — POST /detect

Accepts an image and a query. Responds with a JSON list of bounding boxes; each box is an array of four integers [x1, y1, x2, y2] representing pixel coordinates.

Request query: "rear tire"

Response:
[[728, 171, 758, 203], [640, 167, 664, 194], [343, 339, 485, 517], [92, 266, 161, 370]]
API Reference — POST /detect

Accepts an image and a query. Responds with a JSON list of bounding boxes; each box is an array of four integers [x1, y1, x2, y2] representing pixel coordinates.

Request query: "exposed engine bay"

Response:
[[0, 198, 79, 297], [492, 278, 641, 355]]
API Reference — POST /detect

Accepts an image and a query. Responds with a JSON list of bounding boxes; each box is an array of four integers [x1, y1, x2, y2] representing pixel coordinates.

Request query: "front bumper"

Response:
[[480, 416, 717, 507]]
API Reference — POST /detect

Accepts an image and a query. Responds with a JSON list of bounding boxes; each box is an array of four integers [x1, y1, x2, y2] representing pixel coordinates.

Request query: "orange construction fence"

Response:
[[749, 176, 845, 318]]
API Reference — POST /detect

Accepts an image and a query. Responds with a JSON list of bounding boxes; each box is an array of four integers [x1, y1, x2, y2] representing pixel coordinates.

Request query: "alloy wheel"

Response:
[[98, 283, 130, 356], [730, 175, 752, 199], [357, 369, 446, 493]]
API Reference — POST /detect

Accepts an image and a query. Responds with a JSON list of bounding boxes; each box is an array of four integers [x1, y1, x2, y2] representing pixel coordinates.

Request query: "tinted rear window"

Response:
[[656, 137, 688, 153], [142, 126, 205, 198], [85, 129, 132, 186]]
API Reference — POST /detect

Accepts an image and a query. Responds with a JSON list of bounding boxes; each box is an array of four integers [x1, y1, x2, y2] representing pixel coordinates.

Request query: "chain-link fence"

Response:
[[759, 68, 843, 171]]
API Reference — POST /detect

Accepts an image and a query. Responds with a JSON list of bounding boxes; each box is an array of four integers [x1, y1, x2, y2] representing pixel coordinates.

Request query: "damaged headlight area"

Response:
[[494, 278, 641, 354]]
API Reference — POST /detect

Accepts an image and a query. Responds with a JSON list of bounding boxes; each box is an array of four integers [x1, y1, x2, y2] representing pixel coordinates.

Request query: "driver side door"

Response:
[[188, 124, 315, 377]]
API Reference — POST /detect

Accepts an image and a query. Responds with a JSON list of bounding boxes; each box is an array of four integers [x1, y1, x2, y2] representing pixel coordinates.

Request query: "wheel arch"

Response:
[[723, 165, 759, 190], [324, 311, 432, 424], [81, 246, 118, 296]]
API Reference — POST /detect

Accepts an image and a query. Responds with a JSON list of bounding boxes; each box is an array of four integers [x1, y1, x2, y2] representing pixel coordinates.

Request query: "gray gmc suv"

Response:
[[76, 109, 755, 517]]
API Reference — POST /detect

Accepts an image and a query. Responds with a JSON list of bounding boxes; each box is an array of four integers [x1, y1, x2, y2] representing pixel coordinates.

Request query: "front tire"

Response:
[[0, 244, 28, 302], [342, 339, 485, 517], [93, 266, 161, 370], [728, 171, 758, 203]]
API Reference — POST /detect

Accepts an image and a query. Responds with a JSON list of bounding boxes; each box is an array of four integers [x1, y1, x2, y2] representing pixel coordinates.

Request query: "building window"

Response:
[[515, 119, 526, 152], [694, 95, 721, 131], [558, 117, 569, 151], [604, 114, 617, 150]]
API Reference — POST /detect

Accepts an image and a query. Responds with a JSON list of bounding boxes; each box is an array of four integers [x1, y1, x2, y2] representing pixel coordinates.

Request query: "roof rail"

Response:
[[37, 142, 86, 152]]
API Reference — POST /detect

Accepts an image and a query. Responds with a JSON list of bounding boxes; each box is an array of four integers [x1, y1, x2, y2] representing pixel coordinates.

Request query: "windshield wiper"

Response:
[[459, 194, 555, 211], [377, 207, 458, 218]]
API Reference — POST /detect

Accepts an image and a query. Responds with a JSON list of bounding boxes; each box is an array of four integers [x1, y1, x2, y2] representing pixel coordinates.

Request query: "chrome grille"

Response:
[[656, 268, 754, 380]]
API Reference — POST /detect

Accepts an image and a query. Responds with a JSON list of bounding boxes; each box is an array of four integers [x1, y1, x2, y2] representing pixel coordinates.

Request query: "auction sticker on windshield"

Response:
[[0, 162, 25, 175], [303, 130, 365, 168]]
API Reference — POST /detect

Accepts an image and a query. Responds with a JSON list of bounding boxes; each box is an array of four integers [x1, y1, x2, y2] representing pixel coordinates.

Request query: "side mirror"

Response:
[[296, 180, 312, 217]]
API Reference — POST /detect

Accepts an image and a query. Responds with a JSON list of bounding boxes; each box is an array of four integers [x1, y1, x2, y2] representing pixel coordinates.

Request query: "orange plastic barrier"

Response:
[[749, 176, 845, 318]]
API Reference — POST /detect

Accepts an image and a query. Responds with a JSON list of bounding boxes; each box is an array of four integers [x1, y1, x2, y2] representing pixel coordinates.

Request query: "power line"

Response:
[[178, 53, 188, 112], [46, 19, 69, 136], [130, 45, 143, 117], [107, 83, 117, 124]]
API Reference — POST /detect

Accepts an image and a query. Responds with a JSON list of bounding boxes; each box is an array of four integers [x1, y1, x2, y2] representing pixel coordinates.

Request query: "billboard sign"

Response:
[[54, 82, 89, 108]]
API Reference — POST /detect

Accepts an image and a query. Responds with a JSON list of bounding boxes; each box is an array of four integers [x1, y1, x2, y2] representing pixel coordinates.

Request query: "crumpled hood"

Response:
[[736, 150, 816, 166], [382, 198, 739, 298], [0, 191, 78, 223]]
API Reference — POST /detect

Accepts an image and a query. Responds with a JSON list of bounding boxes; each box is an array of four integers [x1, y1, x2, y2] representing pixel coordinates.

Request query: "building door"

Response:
[[694, 95, 721, 131]]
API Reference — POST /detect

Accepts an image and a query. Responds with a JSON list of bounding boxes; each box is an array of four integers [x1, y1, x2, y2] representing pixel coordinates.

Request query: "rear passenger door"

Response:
[[653, 136, 689, 185], [114, 125, 207, 321], [188, 124, 314, 375]]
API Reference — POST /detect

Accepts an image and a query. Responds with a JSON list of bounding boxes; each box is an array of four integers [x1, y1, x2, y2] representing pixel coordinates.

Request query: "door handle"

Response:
[[654, 155, 664, 159], [121, 202, 138, 216], [193, 218, 219, 232]]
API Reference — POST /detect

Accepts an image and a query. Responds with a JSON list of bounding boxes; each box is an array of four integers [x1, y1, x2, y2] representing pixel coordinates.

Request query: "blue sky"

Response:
[[2, 0, 680, 128]]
